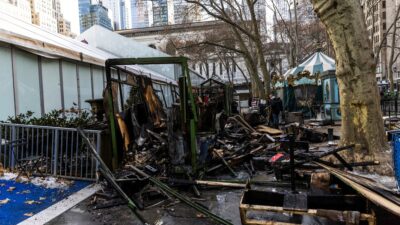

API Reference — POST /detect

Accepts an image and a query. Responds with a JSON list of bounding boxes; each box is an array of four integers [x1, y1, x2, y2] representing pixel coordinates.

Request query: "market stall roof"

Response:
[[201, 74, 225, 87], [78, 26, 205, 85], [284, 51, 335, 77], [0, 12, 176, 84]]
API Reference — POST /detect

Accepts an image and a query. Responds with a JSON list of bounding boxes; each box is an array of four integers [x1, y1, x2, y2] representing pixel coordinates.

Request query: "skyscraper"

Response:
[[173, 0, 202, 24], [0, 0, 74, 36], [152, 0, 168, 26], [80, 1, 113, 32], [30, 0, 58, 33], [120, 0, 126, 29], [0, 0, 32, 23], [273, 0, 291, 22], [124, 0, 152, 28], [102, 0, 122, 29], [79, 0, 92, 33]]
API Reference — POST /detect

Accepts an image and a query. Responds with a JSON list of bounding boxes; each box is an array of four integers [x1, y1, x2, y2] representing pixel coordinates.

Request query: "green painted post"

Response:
[[183, 60, 198, 122], [190, 119, 197, 173], [105, 64, 119, 170]]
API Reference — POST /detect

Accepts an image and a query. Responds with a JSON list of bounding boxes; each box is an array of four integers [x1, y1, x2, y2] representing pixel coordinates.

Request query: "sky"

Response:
[[60, 0, 80, 35], [58, 0, 274, 36]]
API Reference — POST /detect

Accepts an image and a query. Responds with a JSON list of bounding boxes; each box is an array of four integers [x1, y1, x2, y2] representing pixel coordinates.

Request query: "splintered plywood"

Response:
[[140, 77, 166, 127], [256, 125, 283, 135]]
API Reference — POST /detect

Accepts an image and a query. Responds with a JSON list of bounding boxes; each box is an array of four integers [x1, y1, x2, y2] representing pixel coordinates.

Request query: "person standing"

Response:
[[271, 95, 283, 128]]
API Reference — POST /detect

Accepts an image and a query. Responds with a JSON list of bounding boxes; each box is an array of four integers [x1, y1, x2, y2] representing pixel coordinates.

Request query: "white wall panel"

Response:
[[62, 61, 78, 110], [14, 49, 40, 116], [78, 64, 92, 111], [42, 58, 62, 113], [0, 45, 14, 119]]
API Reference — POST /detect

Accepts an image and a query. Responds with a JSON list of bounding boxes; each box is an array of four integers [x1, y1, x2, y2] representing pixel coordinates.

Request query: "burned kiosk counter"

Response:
[[104, 57, 199, 173]]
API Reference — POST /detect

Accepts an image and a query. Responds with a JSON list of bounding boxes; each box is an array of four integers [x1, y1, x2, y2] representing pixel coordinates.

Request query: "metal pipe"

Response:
[[128, 165, 233, 225], [78, 129, 148, 224], [289, 135, 296, 193]]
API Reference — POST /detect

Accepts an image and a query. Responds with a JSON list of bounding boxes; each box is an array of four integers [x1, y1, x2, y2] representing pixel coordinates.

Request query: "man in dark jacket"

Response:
[[270, 95, 283, 128]]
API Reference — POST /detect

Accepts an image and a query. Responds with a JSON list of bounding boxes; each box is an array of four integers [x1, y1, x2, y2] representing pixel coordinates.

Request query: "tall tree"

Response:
[[270, 0, 333, 67], [185, 0, 272, 97], [163, 25, 258, 94], [311, 0, 387, 157]]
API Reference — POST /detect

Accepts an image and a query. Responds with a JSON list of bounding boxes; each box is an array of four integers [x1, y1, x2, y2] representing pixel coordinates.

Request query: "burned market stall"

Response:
[[103, 57, 202, 174], [198, 76, 234, 133]]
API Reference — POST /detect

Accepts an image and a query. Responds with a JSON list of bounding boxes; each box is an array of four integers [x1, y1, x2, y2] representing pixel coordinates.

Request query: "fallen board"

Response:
[[256, 125, 283, 135], [316, 162, 400, 217]]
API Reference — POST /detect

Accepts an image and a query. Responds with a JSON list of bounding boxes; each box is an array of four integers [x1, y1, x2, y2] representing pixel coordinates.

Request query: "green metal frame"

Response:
[[105, 57, 198, 171]]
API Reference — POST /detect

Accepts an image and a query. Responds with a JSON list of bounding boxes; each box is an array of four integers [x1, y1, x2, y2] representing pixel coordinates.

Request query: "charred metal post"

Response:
[[328, 128, 334, 141], [289, 134, 296, 193]]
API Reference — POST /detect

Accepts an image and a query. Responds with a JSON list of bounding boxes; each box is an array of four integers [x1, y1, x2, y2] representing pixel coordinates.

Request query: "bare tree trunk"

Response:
[[245, 58, 264, 98], [232, 56, 250, 88], [246, 0, 271, 96], [286, 0, 297, 67], [311, 0, 387, 158], [293, 0, 299, 65]]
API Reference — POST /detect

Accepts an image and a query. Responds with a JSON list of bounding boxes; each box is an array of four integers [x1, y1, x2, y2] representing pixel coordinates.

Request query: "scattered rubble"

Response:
[[76, 111, 400, 225]]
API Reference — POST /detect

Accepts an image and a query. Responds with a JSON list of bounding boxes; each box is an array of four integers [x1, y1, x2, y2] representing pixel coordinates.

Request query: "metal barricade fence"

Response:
[[0, 123, 102, 181], [381, 98, 400, 117], [392, 132, 400, 188]]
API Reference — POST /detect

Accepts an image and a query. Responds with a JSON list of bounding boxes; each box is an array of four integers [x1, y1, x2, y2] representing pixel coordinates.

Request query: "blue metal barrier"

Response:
[[391, 133, 400, 188]]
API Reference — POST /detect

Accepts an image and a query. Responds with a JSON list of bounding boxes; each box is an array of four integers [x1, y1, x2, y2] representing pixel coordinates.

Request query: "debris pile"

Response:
[[78, 110, 400, 225]]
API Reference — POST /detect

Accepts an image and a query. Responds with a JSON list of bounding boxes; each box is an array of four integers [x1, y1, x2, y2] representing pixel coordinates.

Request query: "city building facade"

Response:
[[58, 17, 75, 37], [0, 0, 32, 23], [116, 21, 288, 84], [0, 0, 74, 37], [80, 1, 113, 33], [102, 0, 122, 29], [30, 0, 58, 33], [172, 0, 202, 24], [79, 0, 92, 32], [361, 0, 400, 83], [124, 0, 153, 28], [103, 0, 212, 30]]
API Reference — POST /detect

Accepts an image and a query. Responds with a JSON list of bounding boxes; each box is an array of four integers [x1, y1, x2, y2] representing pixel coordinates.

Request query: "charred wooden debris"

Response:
[[79, 110, 390, 225], [76, 57, 399, 225]]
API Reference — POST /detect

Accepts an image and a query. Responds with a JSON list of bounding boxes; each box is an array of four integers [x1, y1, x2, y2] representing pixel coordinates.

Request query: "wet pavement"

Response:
[[46, 173, 279, 225], [45, 168, 398, 225], [46, 189, 244, 225]]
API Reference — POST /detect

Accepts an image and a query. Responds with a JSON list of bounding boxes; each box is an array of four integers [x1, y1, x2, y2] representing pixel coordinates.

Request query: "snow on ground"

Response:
[[0, 172, 72, 189]]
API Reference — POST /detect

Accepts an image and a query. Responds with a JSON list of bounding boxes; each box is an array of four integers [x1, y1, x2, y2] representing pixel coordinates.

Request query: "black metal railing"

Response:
[[381, 96, 400, 118]]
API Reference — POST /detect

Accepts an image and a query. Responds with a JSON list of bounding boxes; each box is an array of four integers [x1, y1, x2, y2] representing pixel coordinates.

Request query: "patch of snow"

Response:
[[30, 177, 71, 189], [0, 172, 71, 189], [0, 172, 19, 181]]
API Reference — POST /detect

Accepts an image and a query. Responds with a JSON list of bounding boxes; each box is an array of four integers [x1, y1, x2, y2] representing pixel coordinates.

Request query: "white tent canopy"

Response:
[[78, 26, 176, 80], [0, 12, 175, 84], [284, 51, 336, 78]]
